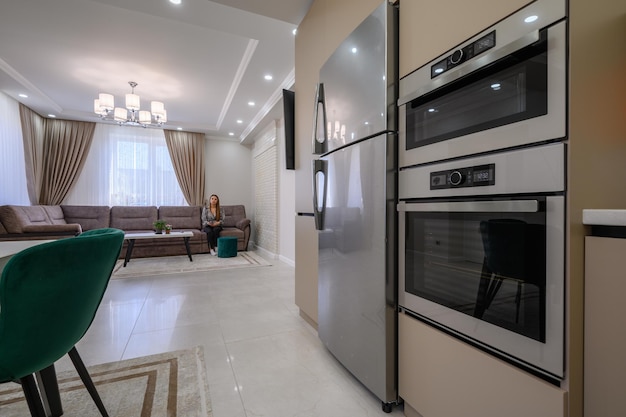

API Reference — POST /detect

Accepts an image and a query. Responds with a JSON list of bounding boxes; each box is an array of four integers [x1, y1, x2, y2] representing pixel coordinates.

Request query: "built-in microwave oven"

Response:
[[398, 0, 566, 167]]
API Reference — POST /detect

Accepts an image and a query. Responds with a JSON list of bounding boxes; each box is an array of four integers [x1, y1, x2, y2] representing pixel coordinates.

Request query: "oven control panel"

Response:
[[430, 31, 496, 78], [430, 163, 495, 189]]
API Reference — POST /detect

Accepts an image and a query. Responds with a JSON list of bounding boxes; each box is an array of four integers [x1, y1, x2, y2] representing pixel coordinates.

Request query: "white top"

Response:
[[124, 231, 193, 239], [0, 240, 54, 273], [582, 209, 626, 227], [0, 240, 54, 259]]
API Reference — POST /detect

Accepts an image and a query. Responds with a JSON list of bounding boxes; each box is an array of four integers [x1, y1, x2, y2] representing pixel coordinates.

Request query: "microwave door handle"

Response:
[[312, 83, 328, 155], [312, 159, 328, 230], [398, 200, 539, 213], [398, 30, 541, 106]]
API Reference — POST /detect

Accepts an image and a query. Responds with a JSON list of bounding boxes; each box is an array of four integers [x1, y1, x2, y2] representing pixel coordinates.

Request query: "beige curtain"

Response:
[[163, 130, 206, 206], [19, 104, 45, 204], [38, 119, 96, 205]]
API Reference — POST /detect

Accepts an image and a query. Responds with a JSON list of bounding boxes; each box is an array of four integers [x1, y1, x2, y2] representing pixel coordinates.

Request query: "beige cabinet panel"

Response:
[[399, 0, 532, 77], [295, 215, 318, 324], [584, 236, 626, 417], [398, 312, 566, 417]]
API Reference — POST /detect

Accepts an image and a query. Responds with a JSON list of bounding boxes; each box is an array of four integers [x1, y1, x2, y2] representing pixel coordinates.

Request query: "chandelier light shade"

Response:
[[93, 81, 167, 127]]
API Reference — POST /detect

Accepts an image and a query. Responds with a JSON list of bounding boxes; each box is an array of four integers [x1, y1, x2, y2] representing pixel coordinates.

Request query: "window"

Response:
[[64, 124, 186, 206]]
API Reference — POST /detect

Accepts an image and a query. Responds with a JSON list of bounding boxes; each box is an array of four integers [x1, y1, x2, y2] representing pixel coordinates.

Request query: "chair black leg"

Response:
[[19, 374, 47, 417], [36, 364, 63, 417], [68, 347, 109, 417]]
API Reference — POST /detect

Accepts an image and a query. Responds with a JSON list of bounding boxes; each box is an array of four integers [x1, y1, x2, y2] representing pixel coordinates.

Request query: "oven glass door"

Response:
[[405, 30, 548, 150], [404, 197, 547, 342]]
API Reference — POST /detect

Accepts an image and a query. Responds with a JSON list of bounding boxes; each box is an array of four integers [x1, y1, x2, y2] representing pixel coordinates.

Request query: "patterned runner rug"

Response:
[[0, 346, 212, 417], [112, 251, 271, 279]]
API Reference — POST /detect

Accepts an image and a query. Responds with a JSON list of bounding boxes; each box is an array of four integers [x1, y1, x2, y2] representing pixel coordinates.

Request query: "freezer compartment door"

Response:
[[319, 2, 391, 151]]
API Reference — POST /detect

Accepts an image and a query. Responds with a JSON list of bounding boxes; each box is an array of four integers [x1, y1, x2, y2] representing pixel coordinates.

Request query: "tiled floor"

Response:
[[57, 252, 404, 417]]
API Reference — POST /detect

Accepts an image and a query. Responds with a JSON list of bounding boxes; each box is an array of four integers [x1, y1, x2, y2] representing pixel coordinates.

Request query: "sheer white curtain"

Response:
[[0, 92, 29, 205], [64, 124, 186, 206]]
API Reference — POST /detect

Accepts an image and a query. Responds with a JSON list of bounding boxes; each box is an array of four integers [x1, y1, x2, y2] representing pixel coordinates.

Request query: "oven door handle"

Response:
[[397, 200, 539, 213]]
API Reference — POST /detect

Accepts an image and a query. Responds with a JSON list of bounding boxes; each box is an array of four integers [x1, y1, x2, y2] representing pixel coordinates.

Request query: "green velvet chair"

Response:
[[0, 228, 124, 417]]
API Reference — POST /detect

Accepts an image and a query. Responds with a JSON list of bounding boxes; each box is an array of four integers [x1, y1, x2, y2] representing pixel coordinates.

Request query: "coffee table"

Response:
[[123, 231, 194, 267]]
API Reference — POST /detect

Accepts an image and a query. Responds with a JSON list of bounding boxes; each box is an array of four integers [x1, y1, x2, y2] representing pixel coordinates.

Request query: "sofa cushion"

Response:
[[0, 205, 83, 236], [0, 205, 53, 233], [61, 205, 111, 231], [43, 206, 67, 225], [222, 205, 246, 227], [110, 206, 158, 231], [159, 206, 202, 229]]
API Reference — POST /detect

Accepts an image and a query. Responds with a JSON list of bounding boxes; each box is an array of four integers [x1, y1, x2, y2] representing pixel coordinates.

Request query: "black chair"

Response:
[[0, 228, 124, 416], [474, 219, 545, 325]]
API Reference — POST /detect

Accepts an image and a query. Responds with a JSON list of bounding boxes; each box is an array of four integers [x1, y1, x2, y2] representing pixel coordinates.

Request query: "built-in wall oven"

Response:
[[398, 143, 565, 380], [398, 0, 567, 167], [396, 0, 567, 381]]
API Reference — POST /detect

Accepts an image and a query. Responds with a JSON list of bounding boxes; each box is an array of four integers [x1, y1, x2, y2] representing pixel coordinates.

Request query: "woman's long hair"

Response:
[[208, 194, 221, 221]]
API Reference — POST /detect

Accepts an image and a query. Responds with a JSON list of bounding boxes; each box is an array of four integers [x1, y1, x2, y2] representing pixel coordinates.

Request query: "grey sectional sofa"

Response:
[[0, 204, 251, 258]]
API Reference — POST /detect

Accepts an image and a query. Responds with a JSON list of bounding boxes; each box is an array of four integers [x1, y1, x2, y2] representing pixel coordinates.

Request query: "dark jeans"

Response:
[[203, 225, 222, 249]]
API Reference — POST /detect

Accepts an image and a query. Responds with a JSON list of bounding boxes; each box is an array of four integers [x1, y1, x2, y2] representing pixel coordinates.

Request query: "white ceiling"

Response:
[[0, 0, 313, 143]]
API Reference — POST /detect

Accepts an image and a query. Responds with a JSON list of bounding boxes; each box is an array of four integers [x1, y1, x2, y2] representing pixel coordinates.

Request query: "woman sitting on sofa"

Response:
[[202, 194, 225, 256]]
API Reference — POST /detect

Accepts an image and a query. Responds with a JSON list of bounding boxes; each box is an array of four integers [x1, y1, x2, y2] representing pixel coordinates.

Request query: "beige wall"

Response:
[[204, 138, 253, 232]]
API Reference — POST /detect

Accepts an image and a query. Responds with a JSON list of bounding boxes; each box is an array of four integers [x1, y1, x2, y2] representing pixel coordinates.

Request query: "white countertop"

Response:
[[0, 240, 54, 273], [582, 209, 626, 226]]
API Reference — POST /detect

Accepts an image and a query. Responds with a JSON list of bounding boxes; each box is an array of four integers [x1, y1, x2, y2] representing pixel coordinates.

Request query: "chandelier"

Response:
[[93, 81, 167, 126]]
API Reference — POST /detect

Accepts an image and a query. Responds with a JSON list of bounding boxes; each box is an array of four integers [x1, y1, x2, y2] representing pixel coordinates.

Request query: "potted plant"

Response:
[[165, 224, 172, 234], [153, 220, 167, 234]]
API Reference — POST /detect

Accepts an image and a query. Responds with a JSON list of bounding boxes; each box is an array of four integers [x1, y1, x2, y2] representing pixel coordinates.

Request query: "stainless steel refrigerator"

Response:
[[311, 1, 398, 412]]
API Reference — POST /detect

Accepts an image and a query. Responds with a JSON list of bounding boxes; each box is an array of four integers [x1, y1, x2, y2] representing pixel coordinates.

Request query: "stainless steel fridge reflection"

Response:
[[312, 1, 398, 411]]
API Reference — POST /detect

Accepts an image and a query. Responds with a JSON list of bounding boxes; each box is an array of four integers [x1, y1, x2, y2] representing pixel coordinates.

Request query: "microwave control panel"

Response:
[[430, 31, 496, 79], [430, 163, 495, 189]]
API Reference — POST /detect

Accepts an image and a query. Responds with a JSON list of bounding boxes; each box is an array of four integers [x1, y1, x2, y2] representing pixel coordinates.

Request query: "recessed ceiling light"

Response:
[[169, 0, 182, 5], [229, 132, 234, 136], [351, 47, 358, 54], [264, 74, 273, 81], [177, 127, 182, 130], [524, 15, 538, 23], [292, 29, 297, 35], [236, 119, 243, 124], [18, 93, 28, 98], [248, 101, 255, 106], [48, 114, 56, 118]]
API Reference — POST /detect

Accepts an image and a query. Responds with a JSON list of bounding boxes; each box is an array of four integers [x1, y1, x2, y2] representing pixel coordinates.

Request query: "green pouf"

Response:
[[217, 236, 238, 258]]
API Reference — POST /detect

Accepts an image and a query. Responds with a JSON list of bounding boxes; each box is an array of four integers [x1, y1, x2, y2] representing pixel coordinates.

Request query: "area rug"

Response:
[[112, 251, 271, 279], [0, 346, 212, 417]]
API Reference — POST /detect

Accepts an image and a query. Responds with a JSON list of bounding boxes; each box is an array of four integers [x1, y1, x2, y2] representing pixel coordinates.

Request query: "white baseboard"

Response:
[[252, 244, 295, 267]]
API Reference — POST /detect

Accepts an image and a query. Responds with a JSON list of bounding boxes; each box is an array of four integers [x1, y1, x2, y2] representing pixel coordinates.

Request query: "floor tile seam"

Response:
[[221, 326, 315, 348], [219, 324, 248, 415], [120, 283, 153, 361]]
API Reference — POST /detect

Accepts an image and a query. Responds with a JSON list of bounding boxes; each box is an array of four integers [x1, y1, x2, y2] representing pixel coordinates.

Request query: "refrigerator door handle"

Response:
[[312, 83, 328, 155], [312, 159, 327, 230]]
